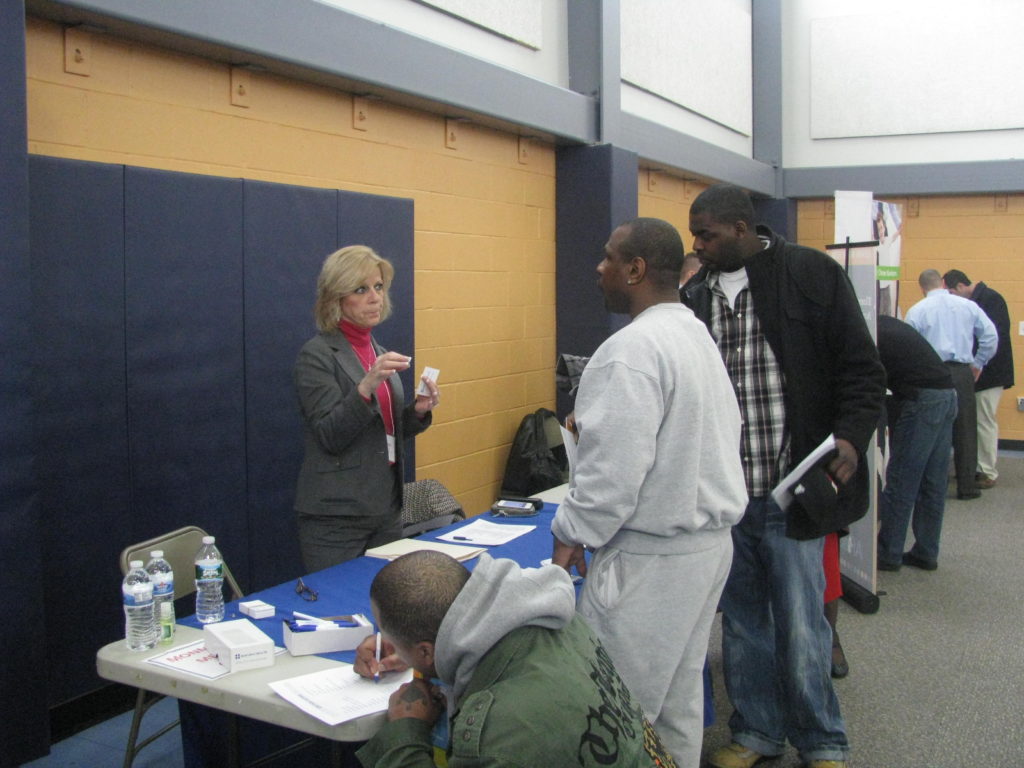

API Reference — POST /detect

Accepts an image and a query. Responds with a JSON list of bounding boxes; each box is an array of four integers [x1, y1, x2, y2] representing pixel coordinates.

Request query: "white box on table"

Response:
[[203, 618, 275, 673], [283, 614, 374, 656], [239, 599, 276, 619]]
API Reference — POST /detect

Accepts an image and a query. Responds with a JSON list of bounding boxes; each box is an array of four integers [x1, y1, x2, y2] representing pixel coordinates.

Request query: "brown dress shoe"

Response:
[[975, 474, 996, 489]]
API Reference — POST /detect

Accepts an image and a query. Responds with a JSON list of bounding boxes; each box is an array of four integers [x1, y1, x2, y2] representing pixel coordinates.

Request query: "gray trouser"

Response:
[[577, 535, 733, 768]]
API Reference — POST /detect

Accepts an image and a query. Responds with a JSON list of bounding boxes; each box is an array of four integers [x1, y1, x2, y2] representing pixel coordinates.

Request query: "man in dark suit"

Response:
[[943, 270, 1014, 488]]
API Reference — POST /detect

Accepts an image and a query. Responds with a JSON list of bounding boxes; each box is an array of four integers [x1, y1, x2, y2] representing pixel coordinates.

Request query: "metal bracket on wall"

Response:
[[353, 96, 371, 132], [230, 67, 251, 108], [64, 26, 91, 77]]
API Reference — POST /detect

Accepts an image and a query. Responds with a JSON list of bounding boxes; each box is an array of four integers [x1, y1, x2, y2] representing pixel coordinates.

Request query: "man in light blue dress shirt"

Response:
[[905, 269, 997, 499]]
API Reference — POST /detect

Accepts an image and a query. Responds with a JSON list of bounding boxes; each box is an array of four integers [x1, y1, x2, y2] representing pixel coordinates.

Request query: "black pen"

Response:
[[452, 535, 472, 541]]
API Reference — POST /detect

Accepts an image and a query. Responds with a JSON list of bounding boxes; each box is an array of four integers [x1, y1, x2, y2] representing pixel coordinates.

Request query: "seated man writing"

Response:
[[353, 550, 676, 768]]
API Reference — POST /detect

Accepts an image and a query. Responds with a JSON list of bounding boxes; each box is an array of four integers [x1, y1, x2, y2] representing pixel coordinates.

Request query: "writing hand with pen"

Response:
[[354, 633, 406, 680], [353, 633, 444, 723]]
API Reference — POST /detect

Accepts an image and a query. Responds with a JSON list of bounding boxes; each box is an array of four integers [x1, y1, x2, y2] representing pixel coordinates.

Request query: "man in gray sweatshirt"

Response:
[[552, 217, 748, 767]]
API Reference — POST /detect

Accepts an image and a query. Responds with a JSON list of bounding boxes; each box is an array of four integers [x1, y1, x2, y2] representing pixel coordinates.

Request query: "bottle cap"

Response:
[[151, 550, 164, 558], [202, 536, 215, 544], [129, 560, 143, 568]]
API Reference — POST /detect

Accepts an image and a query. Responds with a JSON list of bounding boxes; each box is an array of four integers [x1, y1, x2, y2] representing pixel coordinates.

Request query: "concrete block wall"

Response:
[[799, 197, 1023, 442], [24, 16, 558, 515], [637, 169, 708, 243]]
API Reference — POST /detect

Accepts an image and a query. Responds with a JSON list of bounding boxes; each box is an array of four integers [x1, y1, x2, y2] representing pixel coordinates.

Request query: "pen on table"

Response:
[[293, 610, 331, 625], [452, 536, 472, 541], [374, 631, 381, 683]]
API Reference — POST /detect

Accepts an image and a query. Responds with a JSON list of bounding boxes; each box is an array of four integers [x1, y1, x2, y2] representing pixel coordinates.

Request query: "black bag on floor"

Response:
[[500, 407, 568, 497]]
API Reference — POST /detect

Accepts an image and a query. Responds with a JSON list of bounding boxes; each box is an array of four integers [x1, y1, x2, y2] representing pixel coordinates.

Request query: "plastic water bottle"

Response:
[[145, 550, 175, 644], [123, 561, 158, 651], [194, 535, 225, 623]]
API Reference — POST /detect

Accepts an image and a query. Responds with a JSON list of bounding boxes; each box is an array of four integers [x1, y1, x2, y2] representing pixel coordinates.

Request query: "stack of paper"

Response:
[[364, 538, 485, 562], [436, 519, 535, 546], [770, 434, 837, 511], [269, 665, 412, 725]]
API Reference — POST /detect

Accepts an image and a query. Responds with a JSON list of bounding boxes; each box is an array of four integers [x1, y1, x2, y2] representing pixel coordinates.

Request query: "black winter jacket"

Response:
[[682, 226, 886, 538], [972, 282, 1014, 391]]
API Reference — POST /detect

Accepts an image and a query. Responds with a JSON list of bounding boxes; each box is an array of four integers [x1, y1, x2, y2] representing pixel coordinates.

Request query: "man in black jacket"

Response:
[[682, 185, 885, 768], [943, 270, 1014, 488]]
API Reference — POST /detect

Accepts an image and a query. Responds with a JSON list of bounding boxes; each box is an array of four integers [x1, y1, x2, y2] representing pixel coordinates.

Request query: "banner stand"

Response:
[[840, 574, 880, 614]]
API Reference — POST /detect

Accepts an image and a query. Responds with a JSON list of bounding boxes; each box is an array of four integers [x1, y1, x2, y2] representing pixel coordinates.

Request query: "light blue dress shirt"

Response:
[[905, 288, 997, 368]]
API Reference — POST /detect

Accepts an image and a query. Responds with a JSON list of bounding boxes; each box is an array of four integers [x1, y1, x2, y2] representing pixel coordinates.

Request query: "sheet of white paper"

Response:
[[144, 639, 285, 679], [145, 639, 231, 679], [770, 434, 837, 511], [436, 519, 535, 546], [559, 425, 577, 477], [269, 665, 412, 726], [364, 538, 486, 562]]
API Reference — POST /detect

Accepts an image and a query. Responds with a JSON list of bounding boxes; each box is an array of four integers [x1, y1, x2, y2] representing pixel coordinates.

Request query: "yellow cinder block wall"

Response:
[[24, 17, 558, 515], [637, 169, 707, 242], [799, 197, 1024, 442]]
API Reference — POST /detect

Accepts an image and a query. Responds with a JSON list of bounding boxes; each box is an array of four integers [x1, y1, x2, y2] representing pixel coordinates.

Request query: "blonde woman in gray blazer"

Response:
[[294, 246, 438, 572]]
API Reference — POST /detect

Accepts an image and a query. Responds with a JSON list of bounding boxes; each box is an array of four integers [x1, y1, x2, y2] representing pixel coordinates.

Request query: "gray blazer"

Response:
[[293, 329, 431, 519]]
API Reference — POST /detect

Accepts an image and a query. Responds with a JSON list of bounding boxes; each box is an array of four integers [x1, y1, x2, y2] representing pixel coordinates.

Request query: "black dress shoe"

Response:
[[902, 552, 938, 571], [831, 643, 849, 679], [877, 560, 901, 572], [957, 490, 981, 500]]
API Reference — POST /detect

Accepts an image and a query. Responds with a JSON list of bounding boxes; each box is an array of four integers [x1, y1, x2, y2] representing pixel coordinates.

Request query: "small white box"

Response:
[[203, 618, 275, 673], [239, 599, 275, 619], [282, 614, 374, 656]]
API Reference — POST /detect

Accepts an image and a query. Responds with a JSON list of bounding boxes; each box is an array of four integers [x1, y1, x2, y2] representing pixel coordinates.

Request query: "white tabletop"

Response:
[[96, 626, 385, 742]]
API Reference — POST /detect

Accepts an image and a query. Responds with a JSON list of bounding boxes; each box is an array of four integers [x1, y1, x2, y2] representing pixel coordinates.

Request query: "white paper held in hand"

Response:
[[416, 366, 440, 397]]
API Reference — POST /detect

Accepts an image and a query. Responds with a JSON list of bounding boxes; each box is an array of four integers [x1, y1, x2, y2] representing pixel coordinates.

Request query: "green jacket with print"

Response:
[[356, 615, 675, 768]]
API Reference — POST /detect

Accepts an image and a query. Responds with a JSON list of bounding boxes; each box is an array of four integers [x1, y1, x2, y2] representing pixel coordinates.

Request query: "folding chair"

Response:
[[117, 526, 243, 768]]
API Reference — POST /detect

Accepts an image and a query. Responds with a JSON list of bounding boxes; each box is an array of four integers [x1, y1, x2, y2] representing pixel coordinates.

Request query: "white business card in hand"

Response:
[[416, 366, 440, 396]]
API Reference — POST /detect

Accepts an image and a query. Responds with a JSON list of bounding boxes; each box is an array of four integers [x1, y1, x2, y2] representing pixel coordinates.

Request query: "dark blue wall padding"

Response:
[[337, 190, 417, 476], [29, 156, 130, 707], [23, 156, 417, 722], [554, 144, 638, 418], [124, 167, 251, 589], [0, 5, 50, 765], [243, 180, 337, 590], [753, 197, 797, 241]]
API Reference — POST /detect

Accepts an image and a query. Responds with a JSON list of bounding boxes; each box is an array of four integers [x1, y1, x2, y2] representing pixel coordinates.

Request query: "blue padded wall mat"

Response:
[[337, 190, 417, 476], [2, 6, 50, 762], [243, 180, 336, 591], [29, 156, 130, 706], [25, 156, 417, 718], [124, 167, 250, 588], [554, 144, 637, 417]]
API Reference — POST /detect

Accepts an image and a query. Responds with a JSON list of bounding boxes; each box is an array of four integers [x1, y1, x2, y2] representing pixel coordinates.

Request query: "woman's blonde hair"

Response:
[[314, 245, 395, 331]]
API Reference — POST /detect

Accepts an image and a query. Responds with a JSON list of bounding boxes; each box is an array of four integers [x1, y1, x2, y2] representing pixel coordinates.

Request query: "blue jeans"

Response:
[[720, 497, 849, 762], [877, 387, 957, 566]]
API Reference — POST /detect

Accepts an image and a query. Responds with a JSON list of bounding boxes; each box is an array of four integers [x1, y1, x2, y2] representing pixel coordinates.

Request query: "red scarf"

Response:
[[339, 320, 395, 440]]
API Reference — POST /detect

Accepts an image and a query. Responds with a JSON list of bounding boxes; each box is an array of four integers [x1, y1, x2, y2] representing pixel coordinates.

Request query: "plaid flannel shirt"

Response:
[[708, 272, 790, 497]]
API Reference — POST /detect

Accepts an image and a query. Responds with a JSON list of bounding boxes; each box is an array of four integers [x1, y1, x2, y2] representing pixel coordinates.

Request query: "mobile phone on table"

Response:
[[491, 499, 539, 517]]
